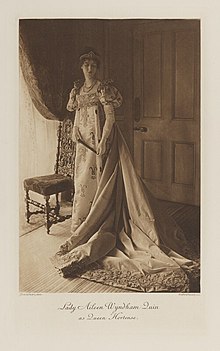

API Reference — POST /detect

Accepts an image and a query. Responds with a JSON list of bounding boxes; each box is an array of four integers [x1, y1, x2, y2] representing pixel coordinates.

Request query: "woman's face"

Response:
[[81, 59, 98, 80]]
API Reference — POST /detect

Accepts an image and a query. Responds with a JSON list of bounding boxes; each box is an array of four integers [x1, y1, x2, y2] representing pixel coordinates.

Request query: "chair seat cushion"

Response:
[[24, 174, 73, 196]]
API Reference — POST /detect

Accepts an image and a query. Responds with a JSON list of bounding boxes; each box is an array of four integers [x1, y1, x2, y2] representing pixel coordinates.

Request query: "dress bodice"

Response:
[[67, 79, 123, 112], [76, 92, 100, 109]]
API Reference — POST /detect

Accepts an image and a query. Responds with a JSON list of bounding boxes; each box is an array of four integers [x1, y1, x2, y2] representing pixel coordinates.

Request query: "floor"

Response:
[[19, 200, 200, 294], [20, 217, 131, 293]]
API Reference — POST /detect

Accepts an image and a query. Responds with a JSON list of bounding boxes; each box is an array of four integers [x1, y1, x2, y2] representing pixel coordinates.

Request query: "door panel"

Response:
[[143, 32, 162, 117], [133, 20, 200, 205], [173, 142, 195, 185], [143, 141, 163, 180], [174, 31, 196, 119]]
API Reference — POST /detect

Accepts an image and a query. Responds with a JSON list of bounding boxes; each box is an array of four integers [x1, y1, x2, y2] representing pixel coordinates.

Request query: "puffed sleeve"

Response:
[[98, 80, 123, 108], [98, 80, 123, 141]]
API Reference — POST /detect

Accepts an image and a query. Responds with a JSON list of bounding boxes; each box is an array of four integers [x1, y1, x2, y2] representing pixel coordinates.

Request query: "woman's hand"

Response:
[[97, 139, 107, 155], [72, 126, 81, 142]]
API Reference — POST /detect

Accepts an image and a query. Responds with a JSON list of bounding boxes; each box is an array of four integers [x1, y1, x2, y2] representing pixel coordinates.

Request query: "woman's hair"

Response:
[[79, 47, 101, 69]]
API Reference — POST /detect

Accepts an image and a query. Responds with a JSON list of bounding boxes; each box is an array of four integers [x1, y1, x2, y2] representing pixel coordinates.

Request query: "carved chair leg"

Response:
[[55, 193, 60, 216], [25, 190, 31, 223], [44, 195, 51, 234]]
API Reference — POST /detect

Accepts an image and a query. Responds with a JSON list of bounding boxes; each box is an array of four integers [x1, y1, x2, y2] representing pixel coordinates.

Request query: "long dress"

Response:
[[67, 80, 122, 232], [51, 79, 200, 293]]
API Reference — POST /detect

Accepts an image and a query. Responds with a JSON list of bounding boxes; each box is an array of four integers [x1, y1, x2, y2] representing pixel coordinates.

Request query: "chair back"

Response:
[[54, 118, 75, 178]]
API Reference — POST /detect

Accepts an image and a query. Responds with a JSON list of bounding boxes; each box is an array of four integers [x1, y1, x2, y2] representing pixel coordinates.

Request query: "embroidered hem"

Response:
[[56, 260, 198, 293]]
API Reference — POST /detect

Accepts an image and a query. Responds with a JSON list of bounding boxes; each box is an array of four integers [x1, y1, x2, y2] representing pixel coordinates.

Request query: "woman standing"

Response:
[[66, 49, 122, 234], [51, 49, 199, 293]]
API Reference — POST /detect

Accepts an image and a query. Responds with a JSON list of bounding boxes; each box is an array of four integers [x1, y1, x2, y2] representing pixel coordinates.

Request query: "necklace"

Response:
[[83, 80, 97, 93]]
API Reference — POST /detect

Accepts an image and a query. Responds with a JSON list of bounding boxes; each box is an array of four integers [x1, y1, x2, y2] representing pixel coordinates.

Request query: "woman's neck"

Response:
[[83, 78, 97, 93], [84, 78, 96, 87]]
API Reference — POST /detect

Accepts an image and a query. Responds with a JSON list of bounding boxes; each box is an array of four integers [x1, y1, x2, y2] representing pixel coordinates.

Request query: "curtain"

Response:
[[19, 20, 80, 121], [19, 68, 58, 223]]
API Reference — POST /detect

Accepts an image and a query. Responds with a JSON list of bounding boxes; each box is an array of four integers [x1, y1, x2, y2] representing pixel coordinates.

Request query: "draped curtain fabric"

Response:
[[19, 20, 78, 121]]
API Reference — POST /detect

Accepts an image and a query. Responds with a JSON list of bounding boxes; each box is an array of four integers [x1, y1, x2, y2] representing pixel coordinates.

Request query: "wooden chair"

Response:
[[23, 118, 75, 234]]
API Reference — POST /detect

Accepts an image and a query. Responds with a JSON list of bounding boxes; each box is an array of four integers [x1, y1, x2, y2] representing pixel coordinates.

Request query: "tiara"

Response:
[[80, 51, 100, 61]]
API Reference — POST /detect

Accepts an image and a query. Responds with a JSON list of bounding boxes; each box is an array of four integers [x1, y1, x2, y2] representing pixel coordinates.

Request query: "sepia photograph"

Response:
[[3, 0, 220, 348], [19, 18, 200, 294]]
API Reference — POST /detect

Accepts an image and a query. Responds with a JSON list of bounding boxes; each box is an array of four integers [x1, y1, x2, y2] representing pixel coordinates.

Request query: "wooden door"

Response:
[[133, 20, 200, 205]]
